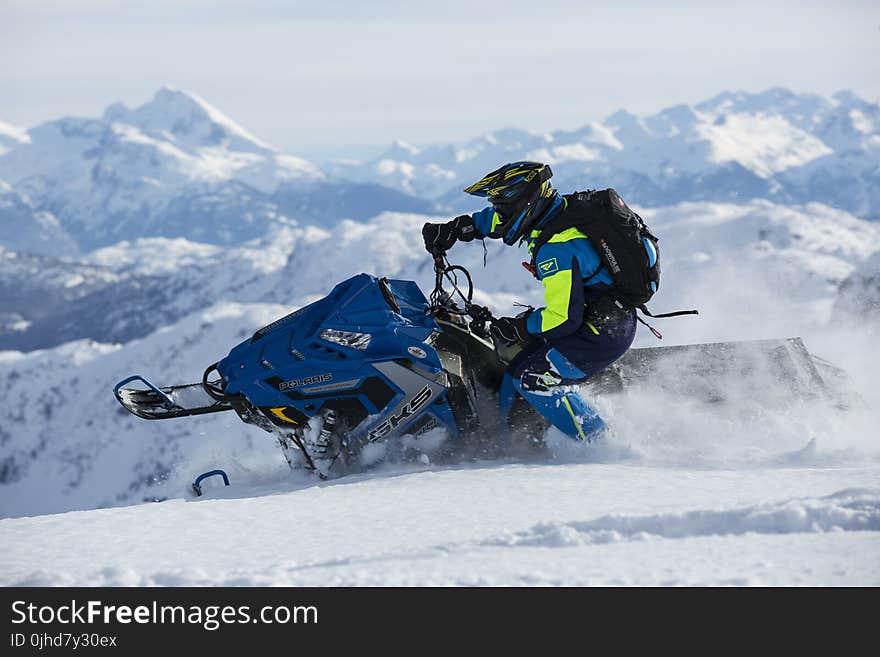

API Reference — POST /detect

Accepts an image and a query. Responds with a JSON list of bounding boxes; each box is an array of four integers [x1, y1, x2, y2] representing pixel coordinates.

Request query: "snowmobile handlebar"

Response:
[[429, 253, 495, 339], [465, 302, 493, 340]]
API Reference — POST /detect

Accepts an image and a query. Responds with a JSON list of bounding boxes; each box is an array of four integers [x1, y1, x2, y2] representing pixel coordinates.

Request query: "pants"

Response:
[[499, 312, 637, 440]]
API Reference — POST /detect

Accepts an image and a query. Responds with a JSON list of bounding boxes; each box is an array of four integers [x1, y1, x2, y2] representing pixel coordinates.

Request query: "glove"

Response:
[[422, 215, 475, 255], [490, 314, 531, 344]]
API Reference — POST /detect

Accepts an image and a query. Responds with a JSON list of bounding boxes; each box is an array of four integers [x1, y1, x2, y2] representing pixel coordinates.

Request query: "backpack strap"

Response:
[[634, 304, 700, 340], [638, 306, 699, 318], [529, 192, 593, 271]]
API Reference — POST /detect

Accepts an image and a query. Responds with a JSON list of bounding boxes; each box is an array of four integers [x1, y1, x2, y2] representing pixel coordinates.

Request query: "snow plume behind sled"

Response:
[[587, 337, 856, 410], [573, 337, 876, 469]]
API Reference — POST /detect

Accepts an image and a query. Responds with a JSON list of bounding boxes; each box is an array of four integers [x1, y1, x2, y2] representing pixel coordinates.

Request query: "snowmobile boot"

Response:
[[516, 383, 605, 442], [509, 372, 605, 442]]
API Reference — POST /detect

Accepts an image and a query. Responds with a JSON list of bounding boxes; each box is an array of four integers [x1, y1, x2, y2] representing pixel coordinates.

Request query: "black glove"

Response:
[[490, 313, 531, 344], [422, 215, 475, 255]]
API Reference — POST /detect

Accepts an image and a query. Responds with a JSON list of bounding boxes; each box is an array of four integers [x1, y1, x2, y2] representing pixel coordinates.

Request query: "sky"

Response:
[[1, 0, 878, 160]]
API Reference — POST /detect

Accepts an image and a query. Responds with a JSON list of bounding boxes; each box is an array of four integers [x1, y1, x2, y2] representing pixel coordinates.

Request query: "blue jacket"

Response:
[[471, 196, 615, 339]]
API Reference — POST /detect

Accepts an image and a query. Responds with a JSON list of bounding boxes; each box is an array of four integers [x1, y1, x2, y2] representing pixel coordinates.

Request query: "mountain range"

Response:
[[0, 88, 435, 252], [328, 87, 880, 219], [1, 87, 879, 259]]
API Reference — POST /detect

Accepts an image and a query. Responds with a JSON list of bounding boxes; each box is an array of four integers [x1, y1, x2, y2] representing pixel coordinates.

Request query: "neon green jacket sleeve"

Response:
[[525, 238, 586, 338]]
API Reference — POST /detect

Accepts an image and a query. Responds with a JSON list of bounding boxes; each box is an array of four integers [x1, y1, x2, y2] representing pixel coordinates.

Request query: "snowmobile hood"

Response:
[[217, 273, 442, 393]]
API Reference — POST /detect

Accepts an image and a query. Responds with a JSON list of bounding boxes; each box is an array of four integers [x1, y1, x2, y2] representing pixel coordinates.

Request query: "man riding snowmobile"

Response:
[[422, 162, 637, 442]]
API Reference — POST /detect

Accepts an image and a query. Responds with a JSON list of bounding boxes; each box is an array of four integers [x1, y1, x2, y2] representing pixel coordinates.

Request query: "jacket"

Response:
[[471, 196, 620, 339]]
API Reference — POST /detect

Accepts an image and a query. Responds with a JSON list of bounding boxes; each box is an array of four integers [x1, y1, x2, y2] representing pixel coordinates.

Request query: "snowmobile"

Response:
[[114, 258, 526, 477], [114, 257, 852, 478]]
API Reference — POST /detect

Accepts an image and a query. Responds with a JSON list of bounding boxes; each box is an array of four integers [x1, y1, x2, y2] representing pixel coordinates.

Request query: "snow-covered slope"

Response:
[[0, 88, 436, 250], [0, 303, 291, 518], [2, 467, 878, 586], [328, 88, 880, 220]]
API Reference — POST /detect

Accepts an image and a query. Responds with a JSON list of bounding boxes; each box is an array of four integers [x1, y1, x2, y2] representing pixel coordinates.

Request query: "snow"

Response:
[[86, 238, 223, 275], [696, 112, 833, 178], [699, 114, 832, 178], [1, 467, 877, 586], [0, 88, 327, 248], [0, 179, 79, 257], [849, 109, 875, 134], [835, 250, 880, 318], [0, 119, 30, 156], [111, 86, 276, 154], [527, 143, 601, 164], [326, 88, 878, 222], [375, 159, 417, 194]]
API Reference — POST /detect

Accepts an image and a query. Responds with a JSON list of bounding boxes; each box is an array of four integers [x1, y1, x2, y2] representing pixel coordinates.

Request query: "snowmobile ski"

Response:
[[114, 375, 238, 420]]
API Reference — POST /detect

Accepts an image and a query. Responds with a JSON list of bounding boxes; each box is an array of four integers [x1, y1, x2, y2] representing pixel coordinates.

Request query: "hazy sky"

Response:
[[2, 0, 878, 160]]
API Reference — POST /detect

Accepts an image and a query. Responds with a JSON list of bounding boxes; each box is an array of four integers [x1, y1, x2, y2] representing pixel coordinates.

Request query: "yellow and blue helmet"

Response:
[[463, 161, 556, 245]]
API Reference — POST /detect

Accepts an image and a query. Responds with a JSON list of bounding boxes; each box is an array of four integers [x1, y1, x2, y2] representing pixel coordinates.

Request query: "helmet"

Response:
[[463, 161, 556, 245]]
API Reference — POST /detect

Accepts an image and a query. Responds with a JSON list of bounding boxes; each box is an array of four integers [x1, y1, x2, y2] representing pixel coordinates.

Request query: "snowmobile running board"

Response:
[[113, 375, 238, 420]]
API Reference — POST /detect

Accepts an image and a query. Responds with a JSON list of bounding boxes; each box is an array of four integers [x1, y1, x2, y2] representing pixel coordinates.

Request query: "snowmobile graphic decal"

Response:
[[261, 405, 309, 427], [368, 385, 433, 442], [363, 360, 447, 443], [274, 373, 332, 391]]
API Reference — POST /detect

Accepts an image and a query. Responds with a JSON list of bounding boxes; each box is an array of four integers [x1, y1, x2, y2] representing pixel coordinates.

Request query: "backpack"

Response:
[[529, 188, 697, 336]]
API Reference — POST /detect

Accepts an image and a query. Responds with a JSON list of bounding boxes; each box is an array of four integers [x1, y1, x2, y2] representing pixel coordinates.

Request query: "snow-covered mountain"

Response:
[[327, 88, 880, 220], [0, 180, 78, 257], [3, 86, 876, 259], [0, 224, 323, 351], [0, 87, 436, 250], [0, 120, 29, 156]]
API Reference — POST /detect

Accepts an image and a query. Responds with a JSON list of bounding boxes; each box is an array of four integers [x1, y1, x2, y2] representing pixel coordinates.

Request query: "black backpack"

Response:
[[529, 188, 697, 336]]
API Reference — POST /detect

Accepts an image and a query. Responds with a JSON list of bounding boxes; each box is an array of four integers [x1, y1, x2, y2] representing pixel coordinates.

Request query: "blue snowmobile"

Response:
[[115, 258, 545, 477], [114, 257, 852, 478]]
